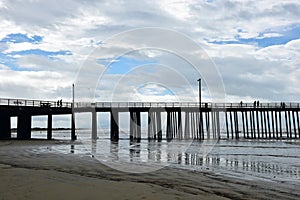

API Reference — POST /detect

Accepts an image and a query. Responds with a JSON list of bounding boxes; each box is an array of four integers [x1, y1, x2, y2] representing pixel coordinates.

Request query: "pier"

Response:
[[1, 98, 300, 141]]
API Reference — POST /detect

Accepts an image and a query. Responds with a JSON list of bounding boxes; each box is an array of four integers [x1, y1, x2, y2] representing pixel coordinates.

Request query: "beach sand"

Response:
[[0, 140, 299, 200]]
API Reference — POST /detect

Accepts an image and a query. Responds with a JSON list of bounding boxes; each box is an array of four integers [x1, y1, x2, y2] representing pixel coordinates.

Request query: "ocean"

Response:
[[25, 129, 300, 184]]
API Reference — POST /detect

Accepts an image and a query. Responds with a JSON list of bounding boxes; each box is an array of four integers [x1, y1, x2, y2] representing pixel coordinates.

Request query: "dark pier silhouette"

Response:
[[1, 98, 300, 141], [0, 99, 75, 140]]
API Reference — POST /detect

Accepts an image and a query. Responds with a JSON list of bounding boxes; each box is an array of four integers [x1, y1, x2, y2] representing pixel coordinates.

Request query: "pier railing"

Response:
[[1, 98, 300, 109], [0, 98, 72, 108], [76, 102, 300, 109]]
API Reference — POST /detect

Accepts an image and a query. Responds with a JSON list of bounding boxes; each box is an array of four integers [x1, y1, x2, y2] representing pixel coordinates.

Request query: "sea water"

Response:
[[29, 130, 300, 183]]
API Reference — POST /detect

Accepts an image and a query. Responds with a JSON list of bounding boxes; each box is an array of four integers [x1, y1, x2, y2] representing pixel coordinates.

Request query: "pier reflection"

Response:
[[165, 152, 300, 180], [129, 141, 141, 161], [123, 140, 300, 180], [70, 144, 74, 154], [110, 141, 119, 160], [78, 136, 300, 180]]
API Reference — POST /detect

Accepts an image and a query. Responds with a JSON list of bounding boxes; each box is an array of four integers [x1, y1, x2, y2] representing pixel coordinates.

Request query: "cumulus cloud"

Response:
[[0, 0, 299, 107]]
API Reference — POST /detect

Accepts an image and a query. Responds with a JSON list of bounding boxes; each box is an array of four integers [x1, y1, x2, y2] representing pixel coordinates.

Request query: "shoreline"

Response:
[[0, 140, 300, 200]]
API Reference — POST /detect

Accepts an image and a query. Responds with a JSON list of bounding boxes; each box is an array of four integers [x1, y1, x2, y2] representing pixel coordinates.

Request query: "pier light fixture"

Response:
[[197, 78, 201, 108]]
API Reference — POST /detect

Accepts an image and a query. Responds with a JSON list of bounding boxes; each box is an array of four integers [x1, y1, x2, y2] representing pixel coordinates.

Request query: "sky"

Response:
[[1, 0, 300, 108]]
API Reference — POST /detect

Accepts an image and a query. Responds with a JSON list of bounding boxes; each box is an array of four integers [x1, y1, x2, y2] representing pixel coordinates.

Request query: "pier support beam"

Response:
[[0, 112, 11, 139], [225, 111, 229, 139], [166, 111, 171, 141], [297, 111, 300, 138], [71, 113, 76, 140], [267, 111, 271, 138], [148, 112, 154, 140], [263, 111, 267, 138], [242, 111, 245, 138], [200, 112, 204, 139], [260, 111, 264, 139], [157, 112, 162, 141], [251, 111, 256, 139], [166, 110, 181, 141], [47, 114, 52, 140], [178, 111, 183, 139], [17, 113, 31, 139], [92, 111, 97, 140], [285, 111, 289, 138], [288, 111, 292, 138], [245, 111, 249, 138], [206, 112, 210, 139], [230, 112, 233, 139], [184, 112, 191, 139], [216, 111, 220, 139], [111, 111, 119, 141], [271, 111, 275, 138], [275, 111, 279, 139], [130, 111, 141, 141], [292, 111, 297, 138], [256, 111, 260, 139], [279, 111, 282, 138], [148, 111, 162, 140], [234, 112, 239, 139], [130, 112, 134, 140], [137, 112, 141, 140]]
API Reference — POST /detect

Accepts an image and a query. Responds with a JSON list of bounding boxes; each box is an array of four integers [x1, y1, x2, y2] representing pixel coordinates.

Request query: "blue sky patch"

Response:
[[8, 49, 72, 57], [0, 33, 72, 71], [0, 51, 17, 69], [1, 49, 72, 71], [101, 56, 158, 74], [209, 24, 300, 48], [137, 84, 175, 96], [1, 33, 43, 44]]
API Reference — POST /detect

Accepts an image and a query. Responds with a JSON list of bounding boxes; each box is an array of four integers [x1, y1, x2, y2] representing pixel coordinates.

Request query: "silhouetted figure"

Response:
[[60, 99, 62, 107], [254, 101, 256, 108], [257, 101, 259, 107], [240, 101, 243, 107], [57, 100, 60, 107]]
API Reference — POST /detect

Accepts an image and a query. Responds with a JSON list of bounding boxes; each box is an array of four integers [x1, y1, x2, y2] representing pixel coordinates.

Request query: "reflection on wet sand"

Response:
[[70, 144, 74, 154], [85, 138, 300, 181]]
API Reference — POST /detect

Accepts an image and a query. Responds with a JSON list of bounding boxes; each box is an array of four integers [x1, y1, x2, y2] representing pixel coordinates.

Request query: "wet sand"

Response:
[[0, 140, 299, 200]]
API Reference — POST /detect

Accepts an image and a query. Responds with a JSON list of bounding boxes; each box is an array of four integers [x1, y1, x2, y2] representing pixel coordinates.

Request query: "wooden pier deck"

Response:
[[1, 98, 300, 141]]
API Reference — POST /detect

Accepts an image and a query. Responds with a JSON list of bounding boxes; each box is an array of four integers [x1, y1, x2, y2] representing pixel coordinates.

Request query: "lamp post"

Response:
[[197, 78, 202, 139], [197, 78, 201, 108], [72, 83, 74, 108], [71, 83, 76, 140]]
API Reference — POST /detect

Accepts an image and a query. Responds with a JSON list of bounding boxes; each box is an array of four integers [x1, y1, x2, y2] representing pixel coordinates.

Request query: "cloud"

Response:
[[0, 68, 73, 100], [0, 0, 300, 127], [208, 24, 300, 47], [0, 33, 43, 44]]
